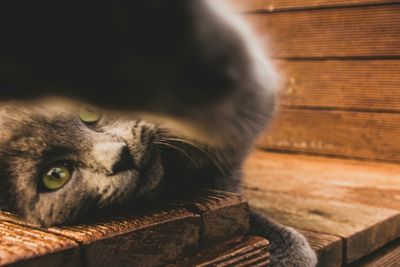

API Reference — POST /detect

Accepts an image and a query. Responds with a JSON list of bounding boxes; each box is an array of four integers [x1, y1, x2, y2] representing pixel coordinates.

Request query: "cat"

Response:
[[0, 100, 317, 267], [0, 0, 317, 266]]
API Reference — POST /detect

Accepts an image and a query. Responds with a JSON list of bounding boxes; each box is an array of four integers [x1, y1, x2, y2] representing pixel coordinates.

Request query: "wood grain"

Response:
[[48, 191, 249, 267], [244, 151, 400, 210], [276, 60, 400, 112], [0, 191, 250, 267], [0, 208, 200, 267], [0, 221, 80, 267], [177, 236, 270, 267], [179, 190, 250, 247], [351, 239, 400, 266], [229, 0, 400, 12], [246, 4, 400, 58], [52, 208, 200, 267], [298, 229, 343, 267], [243, 151, 400, 263], [247, 190, 400, 263], [260, 109, 400, 162]]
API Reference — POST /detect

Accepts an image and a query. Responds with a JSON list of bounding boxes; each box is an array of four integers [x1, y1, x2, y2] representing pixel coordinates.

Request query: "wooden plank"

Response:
[[243, 151, 400, 263], [246, 5, 400, 58], [0, 221, 80, 267], [179, 190, 250, 247], [0, 191, 249, 266], [176, 236, 270, 267], [246, 191, 400, 264], [178, 190, 341, 266], [350, 239, 400, 266], [276, 60, 400, 112], [49, 207, 200, 267], [0, 208, 200, 267], [259, 109, 400, 162], [298, 229, 343, 267], [229, 0, 400, 12], [0, 191, 249, 267], [244, 151, 400, 210]]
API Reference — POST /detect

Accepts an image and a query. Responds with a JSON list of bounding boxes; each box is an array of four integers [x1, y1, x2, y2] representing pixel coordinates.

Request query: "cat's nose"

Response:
[[92, 142, 134, 174]]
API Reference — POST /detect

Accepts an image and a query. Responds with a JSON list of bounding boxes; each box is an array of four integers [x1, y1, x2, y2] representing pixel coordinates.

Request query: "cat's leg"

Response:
[[250, 210, 317, 267]]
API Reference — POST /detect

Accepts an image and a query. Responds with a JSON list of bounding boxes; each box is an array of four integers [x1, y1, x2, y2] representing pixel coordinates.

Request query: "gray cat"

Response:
[[0, 100, 317, 267], [0, 0, 317, 266]]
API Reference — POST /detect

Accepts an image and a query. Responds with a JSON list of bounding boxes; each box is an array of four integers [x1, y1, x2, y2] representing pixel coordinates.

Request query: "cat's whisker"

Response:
[[153, 141, 200, 169], [156, 137, 228, 176]]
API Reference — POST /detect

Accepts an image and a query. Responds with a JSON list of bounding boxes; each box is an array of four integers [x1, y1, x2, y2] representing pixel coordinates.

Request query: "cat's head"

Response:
[[0, 100, 165, 226]]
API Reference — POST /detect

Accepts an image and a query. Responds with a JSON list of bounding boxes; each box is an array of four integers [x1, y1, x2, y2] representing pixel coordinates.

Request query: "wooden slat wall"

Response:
[[261, 109, 400, 162], [230, 0, 400, 12], [247, 5, 400, 58], [230, 1, 400, 162], [276, 60, 400, 112]]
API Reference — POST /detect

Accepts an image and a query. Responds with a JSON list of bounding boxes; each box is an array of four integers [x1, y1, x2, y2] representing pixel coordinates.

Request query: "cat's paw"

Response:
[[269, 227, 317, 267], [249, 211, 317, 267]]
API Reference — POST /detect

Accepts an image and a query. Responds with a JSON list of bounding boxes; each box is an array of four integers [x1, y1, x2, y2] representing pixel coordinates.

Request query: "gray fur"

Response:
[[0, 101, 316, 266], [0, 104, 164, 225], [0, 0, 317, 266]]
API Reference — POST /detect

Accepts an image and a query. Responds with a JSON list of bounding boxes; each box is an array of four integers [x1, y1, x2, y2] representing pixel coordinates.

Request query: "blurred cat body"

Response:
[[0, 1, 317, 266]]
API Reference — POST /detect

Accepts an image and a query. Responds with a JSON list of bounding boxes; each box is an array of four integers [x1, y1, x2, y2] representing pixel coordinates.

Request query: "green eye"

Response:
[[79, 106, 101, 123], [42, 164, 72, 190]]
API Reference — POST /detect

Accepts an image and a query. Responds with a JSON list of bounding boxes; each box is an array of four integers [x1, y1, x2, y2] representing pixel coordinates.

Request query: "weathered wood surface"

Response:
[[232, 0, 400, 265], [276, 60, 400, 112], [246, 4, 400, 58], [247, 191, 400, 264], [298, 229, 343, 267], [178, 191, 250, 247], [351, 239, 400, 266], [229, 0, 400, 12], [241, 2, 400, 162], [51, 207, 200, 267], [0, 221, 80, 267], [244, 151, 400, 209], [0, 190, 250, 267], [243, 151, 400, 263], [259, 109, 400, 162], [176, 236, 270, 267]]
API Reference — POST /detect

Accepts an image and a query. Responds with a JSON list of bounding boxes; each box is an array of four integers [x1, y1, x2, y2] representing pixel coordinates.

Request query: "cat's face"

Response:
[[0, 100, 164, 226]]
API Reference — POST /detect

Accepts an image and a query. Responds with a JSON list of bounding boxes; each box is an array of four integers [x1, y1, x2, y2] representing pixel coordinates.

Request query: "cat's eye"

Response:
[[79, 106, 102, 123], [42, 164, 72, 190]]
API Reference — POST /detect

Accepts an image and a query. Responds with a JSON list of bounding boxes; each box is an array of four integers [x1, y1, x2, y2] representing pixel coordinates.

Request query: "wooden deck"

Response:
[[236, 0, 400, 265], [243, 151, 400, 266], [2, 151, 400, 266], [0, 191, 266, 267]]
